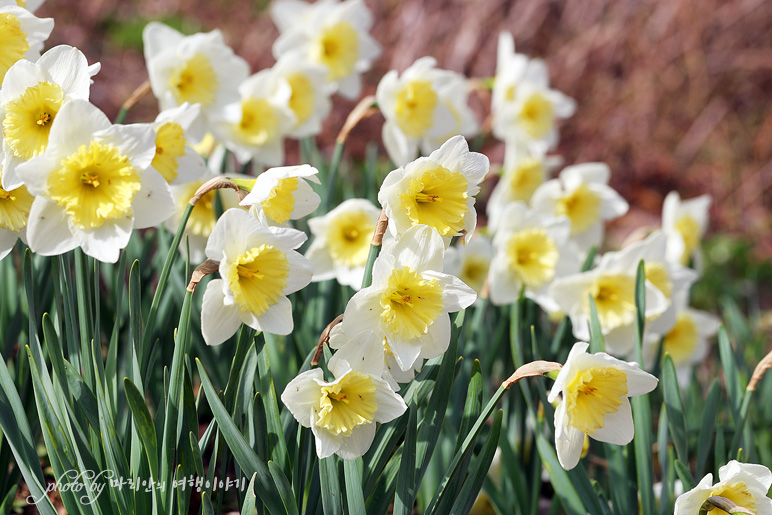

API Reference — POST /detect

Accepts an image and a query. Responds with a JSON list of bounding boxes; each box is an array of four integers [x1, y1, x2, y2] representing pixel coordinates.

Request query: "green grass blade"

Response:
[[718, 326, 743, 419], [535, 432, 585, 515], [124, 378, 159, 482], [268, 461, 300, 515], [319, 456, 342, 515], [696, 380, 721, 477], [661, 354, 689, 466], [241, 473, 258, 515], [393, 401, 417, 515], [343, 459, 366, 515], [256, 336, 290, 475]]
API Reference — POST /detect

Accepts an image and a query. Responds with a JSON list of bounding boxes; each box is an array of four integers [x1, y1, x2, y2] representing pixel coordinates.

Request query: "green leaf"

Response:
[[124, 378, 159, 482], [268, 461, 299, 515], [241, 473, 258, 515], [319, 456, 342, 515], [662, 354, 689, 466], [451, 409, 503, 515], [256, 336, 290, 475], [343, 459, 366, 515], [674, 459, 695, 491], [456, 360, 483, 452], [718, 326, 743, 419], [587, 296, 605, 353], [195, 359, 285, 515], [393, 401, 417, 515], [697, 380, 721, 477], [201, 491, 215, 515], [535, 432, 585, 515]]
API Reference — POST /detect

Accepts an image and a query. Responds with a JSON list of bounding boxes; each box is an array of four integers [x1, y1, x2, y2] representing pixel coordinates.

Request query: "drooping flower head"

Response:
[[305, 197, 382, 290], [272, 0, 381, 100], [0, 0, 53, 82], [377, 57, 479, 166], [378, 135, 489, 245], [16, 100, 174, 263], [239, 164, 321, 226], [662, 191, 711, 267], [531, 163, 628, 254], [281, 330, 407, 460], [674, 461, 772, 515], [150, 102, 208, 185], [0, 45, 100, 189], [201, 208, 313, 345], [549, 341, 658, 470], [330, 224, 476, 374]]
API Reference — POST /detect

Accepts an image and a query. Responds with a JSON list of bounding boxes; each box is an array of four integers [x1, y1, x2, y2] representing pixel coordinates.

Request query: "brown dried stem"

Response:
[[186, 259, 220, 293], [189, 176, 249, 206], [502, 361, 562, 389], [120, 80, 151, 113], [371, 209, 389, 246], [337, 95, 378, 145], [748, 347, 772, 391], [312, 314, 344, 366]]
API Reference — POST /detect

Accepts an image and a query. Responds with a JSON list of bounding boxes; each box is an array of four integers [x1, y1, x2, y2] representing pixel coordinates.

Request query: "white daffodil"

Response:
[[444, 232, 493, 298], [143, 22, 249, 132], [549, 341, 658, 470], [305, 198, 381, 289], [14, 0, 44, 12], [201, 208, 313, 344], [240, 164, 321, 226], [662, 191, 711, 267], [488, 202, 581, 314], [376, 57, 479, 166], [330, 224, 476, 373], [486, 141, 561, 234], [1, 45, 100, 189], [281, 330, 407, 460], [150, 103, 208, 185], [549, 244, 669, 357], [674, 461, 772, 515], [378, 135, 488, 245], [16, 100, 174, 263], [0, 0, 53, 82], [0, 169, 34, 260], [644, 293, 720, 386], [271, 51, 333, 138], [213, 69, 296, 167], [164, 172, 244, 264], [271, 0, 381, 100], [531, 163, 628, 254]]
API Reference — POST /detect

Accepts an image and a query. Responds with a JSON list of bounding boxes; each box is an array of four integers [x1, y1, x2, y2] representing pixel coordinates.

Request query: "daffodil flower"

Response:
[[0, 0, 53, 83], [271, 0, 381, 100], [444, 232, 493, 298], [143, 22, 249, 133], [330, 224, 476, 373], [1, 45, 99, 189], [16, 100, 174, 263], [150, 103, 208, 185], [549, 341, 658, 470], [281, 330, 407, 460], [376, 57, 478, 166], [488, 202, 581, 314], [674, 461, 772, 515], [240, 164, 321, 226], [378, 135, 488, 245], [0, 170, 34, 260], [305, 198, 382, 289], [271, 51, 333, 138], [662, 191, 711, 267], [200, 208, 313, 345], [531, 162, 628, 254]]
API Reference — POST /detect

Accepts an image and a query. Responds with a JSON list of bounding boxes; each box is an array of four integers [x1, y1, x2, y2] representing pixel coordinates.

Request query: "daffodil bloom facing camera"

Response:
[[1, 45, 100, 189], [143, 22, 249, 133], [674, 461, 772, 515], [0, 169, 34, 260], [15, 100, 174, 263], [281, 330, 407, 460], [662, 191, 711, 267], [378, 135, 489, 245], [330, 224, 476, 373], [200, 208, 313, 345], [305, 198, 382, 290], [150, 103, 208, 185], [0, 0, 53, 82], [240, 164, 321, 226], [531, 162, 628, 254], [376, 57, 479, 166], [549, 341, 658, 470], [271, 0, 381, 100]]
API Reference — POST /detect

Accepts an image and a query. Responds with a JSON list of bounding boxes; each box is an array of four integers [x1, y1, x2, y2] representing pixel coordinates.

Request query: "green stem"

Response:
[[322, 141, 344, 213], [360, 244, 381, 290]]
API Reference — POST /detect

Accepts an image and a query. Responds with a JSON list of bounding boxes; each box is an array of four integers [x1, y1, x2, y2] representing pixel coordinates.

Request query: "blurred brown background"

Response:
[[40, 0, 772, 257]]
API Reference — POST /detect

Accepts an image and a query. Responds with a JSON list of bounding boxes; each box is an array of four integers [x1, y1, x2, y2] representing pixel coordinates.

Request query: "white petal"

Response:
[[389, 224, 445, 272], [328, 330, 385, 378], [251, 295, 294, 336], [554, 402, 585, 470], [280, 369, 324, 428], [25, 199, 77, 256], [201, 279, 242, 346], [132, 168, 174, 229], [335, 422, 375, 460], [590, 398, 633, 445], [373, 377, 407, 422]]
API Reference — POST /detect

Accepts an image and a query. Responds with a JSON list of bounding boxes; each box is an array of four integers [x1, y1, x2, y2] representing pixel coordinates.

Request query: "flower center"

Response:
[[394, 80, 438, 138], [47, 141, 141, 230], [237, 97, 279, 147], [3, 81, 64, 160], [588, 274, 637, 331], [674, 215, 699, 264], [327, 210, 374, 267], [708, 482, 756, 515], [518, 92, 554, 139], [316, 371, 376, 435], [287, 72, 315, 125], [0, 181, 33, 233], [168, 53, 218, 107], [228, 244, 290, 316], [311, 22, 359, 81], [555, 183, 601, 234], [506, 228, 558, 288], [663, 313, 699, 365], [565, 366, 628, 435], [398, 164, 468, 236], [152, 121, 187, 183], [261, 177, 299, 224], [461, 255, 490, 294], [0, 12, 29, 81], [507, 157, 545, 202], [379, 266, 444, 340]]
